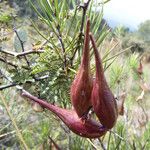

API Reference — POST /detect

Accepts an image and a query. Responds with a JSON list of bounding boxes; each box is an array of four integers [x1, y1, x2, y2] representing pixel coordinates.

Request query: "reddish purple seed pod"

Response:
[[70, 19, 93, 118], [22, 90, 107, 138], [90, 34, 118, 129]]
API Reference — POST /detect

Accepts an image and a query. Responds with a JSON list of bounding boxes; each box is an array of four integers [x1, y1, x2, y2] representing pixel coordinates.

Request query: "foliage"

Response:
[[0, 1, 16, 26], [138, 20, 150, 43], [0, 0, 150, 149], [121, 34, 145, 53], [113, 25, 129, 38], [116, 20, 150, 54]]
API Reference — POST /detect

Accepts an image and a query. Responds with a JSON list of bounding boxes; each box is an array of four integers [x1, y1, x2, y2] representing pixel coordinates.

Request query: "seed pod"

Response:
[[90, 34, 118, 129], [22, 90, 107, 138], [70, 19, 93, 118]]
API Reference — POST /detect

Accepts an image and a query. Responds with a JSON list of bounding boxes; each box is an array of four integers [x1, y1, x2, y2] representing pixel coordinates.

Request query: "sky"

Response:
[[102, 0, 150, 30]]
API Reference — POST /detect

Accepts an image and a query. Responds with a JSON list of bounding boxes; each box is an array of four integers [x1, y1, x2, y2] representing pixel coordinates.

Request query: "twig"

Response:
[[56, 25, 67, 69], [0, 69, 49, 91], [0, 70, 18, 90], [70, 0, 91, 66], [0, 49, 44, 57], [0, 92, 29, 149], [0, 57, 17, 68], [0, 48, 15, 56], [0, 83, 18, 90], [0, 57, 31, 70], [16, 50, 44, 57]]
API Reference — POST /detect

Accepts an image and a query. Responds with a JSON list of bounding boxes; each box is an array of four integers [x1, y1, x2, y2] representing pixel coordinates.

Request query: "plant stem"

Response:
[[0, 57, 17, 68], [0, 73, 49, 91], [0, 83, 18, 90], [70, 0, 91, 66], [56, 25, 67, 69], [0, 48, 44, 57]]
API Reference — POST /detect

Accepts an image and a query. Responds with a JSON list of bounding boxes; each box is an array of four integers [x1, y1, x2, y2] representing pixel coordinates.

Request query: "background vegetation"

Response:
[[0, 0, 150, 149]]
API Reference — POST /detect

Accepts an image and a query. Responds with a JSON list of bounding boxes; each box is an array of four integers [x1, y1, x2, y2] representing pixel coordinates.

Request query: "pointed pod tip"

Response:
[[89, 34, 99, 58], [85, 19, 90, 33], [86, 18, 90, 25]]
